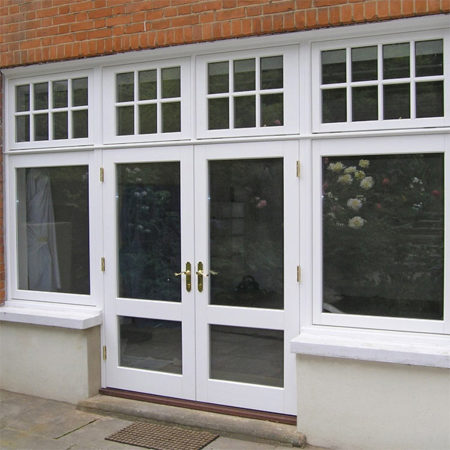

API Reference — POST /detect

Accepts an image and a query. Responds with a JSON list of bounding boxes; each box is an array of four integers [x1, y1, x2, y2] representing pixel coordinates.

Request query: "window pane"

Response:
[[139, 104, 157, 134], [234, 59, 255, 92], [34, 83, 48, 110], [234, 95, 255, 128], [17, 166, 90, 294], [209, 158, 284, 309], [16, 85, 30, 112], [261, 93, 283, 127], [116, 72, 134, 103], [52, 80, 68, 108], [208, 98, 229, 130], [117, 106, 134, 135], [352, 86, 378, 121], [118, 162, 181, 301], [72, 78, 88, 106], [416, 39, 443, 77], [162, 102, 181, 132], [72, 110, 88, 138], [322, 88, 346, 123], [208, 61, 229, 94], [416, 81, 444, 118], [119, 316, 182, 374], [322, 154, 444, 320], [261, 56, 283, 89], [352, 46, 377, 82], [210, 325, 283, 387], [383, 43, 410, 79], [53, 111, 68, 139], [16, 116, 30, 142], [139, 70, 157, 100], [321, 49, 346, 84], [162, 67, 180, 98], [383, 84, 410, 119], [34, 113, 48, 140]]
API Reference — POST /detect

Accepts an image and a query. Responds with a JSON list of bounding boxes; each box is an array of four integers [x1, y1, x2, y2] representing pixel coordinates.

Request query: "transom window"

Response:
[[14, 77, 88, 143], [115, 66, 181, 136], [321, 39, 443, 123], [207, 55, 284, 130]]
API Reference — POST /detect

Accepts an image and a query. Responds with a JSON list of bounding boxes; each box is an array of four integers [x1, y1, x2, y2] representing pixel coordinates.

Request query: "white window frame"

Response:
[[196, 45, 299, 138], [312, 28, 450, 133], [6, 151, 101, 307], [6, 70, 94, 151], [311, 134, 449, 335], [102, 57, 191, 145]]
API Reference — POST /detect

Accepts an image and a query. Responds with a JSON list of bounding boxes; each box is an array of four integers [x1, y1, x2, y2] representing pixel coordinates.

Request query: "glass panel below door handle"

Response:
[[174, 262, 191, 292]]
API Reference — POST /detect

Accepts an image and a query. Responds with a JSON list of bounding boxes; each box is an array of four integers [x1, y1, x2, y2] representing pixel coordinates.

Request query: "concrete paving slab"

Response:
[[0, 391, 100, 439], [0, 427, 67, 450]]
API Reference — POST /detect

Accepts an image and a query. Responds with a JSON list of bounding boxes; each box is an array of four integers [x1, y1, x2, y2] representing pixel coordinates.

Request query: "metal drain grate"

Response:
[[106, 422, 219, 450]]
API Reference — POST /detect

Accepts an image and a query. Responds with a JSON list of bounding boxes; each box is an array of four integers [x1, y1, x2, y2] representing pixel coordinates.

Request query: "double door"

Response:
[[103, 141, 299, 414]]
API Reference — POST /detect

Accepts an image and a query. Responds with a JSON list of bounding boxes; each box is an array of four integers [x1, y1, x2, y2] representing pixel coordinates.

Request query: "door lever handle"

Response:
[[174, 262, 192, 292], [196, 262, 204, 292]]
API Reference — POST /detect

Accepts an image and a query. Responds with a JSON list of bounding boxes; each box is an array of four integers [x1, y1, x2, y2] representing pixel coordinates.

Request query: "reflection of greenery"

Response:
[[119, 164, 181, 301], [323, 154, 444, 319]]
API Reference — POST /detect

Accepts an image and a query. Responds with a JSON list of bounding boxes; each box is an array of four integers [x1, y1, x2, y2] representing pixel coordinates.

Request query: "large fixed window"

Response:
[[313, 136, 448, 334], [9, 152, 98, 306]]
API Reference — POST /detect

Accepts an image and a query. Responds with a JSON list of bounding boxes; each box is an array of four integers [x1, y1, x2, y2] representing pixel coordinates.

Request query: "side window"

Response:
[[207, 56, 284, 130], [314, 35, 447, 131], [115, 66, 181, 136], [14, 77, 89, 144], [16, 165, 90, 296]]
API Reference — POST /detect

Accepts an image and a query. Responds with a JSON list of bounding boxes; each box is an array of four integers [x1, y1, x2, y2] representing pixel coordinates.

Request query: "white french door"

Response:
[[103, 141, 299, 414]]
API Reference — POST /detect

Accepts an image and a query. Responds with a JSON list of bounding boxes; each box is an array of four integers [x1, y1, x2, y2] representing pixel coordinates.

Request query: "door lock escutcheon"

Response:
[[174, 262, 191, 292]]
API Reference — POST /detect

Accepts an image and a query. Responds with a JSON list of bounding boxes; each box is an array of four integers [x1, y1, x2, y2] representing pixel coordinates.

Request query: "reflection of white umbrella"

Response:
[[26, 168, 61, 291]]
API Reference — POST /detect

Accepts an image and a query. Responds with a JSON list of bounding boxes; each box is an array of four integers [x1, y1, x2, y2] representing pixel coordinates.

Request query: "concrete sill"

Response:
[[0, 304, 102, 329], [291, 328, 450, 369]]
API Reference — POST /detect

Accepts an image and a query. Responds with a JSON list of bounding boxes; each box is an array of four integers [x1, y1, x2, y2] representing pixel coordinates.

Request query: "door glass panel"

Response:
[[120, 316, 182, 374], [210, 325, 283, 387], [117, 162, 181, 301], [209, 158, 284, 309]]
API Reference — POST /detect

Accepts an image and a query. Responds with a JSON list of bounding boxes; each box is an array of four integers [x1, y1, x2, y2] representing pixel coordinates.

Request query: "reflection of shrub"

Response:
[[323, 154, 444, 318]]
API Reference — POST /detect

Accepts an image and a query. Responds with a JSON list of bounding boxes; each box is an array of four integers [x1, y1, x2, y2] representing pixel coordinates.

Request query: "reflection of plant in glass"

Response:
[[322, 153, 444, 320]]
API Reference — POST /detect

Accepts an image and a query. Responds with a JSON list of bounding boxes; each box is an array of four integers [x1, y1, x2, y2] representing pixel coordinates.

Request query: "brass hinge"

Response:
[[102, 345, 107, 360], [296, 161, 301, 178], [100, 167, 104, 182], [101, 257, 105, 272], [297, 265, 301, 283]]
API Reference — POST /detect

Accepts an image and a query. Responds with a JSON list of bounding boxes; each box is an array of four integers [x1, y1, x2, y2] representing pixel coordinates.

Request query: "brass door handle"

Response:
[[174, 262, 192, 292], [196, 262, 204, 292]]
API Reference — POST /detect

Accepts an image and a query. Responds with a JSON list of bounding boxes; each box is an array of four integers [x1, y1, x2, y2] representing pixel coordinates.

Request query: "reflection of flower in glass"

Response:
[[347, 198, 362, 210], [338, 174, 353, 185], [359, 159, 370, 168], [344, 166, 356, 174], [360, 176, 374, 190], [355, 170, 365, 180], [328, 162, 345, 172], [256, 199, 267, 208], [348, 216, 365, 229]]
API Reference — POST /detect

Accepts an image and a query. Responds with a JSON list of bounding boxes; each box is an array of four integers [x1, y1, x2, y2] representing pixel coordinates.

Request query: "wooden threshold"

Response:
[[99, 387, 296, 425]]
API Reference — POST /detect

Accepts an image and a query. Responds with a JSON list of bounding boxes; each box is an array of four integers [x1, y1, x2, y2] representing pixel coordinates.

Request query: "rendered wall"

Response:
[[297, 355, 450, 450], [1, 0, 449, 68], [0, 322, 101, 404]]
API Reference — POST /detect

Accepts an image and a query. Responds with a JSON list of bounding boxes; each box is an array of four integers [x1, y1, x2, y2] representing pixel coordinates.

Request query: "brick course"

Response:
[[0, 0, 448, 68]]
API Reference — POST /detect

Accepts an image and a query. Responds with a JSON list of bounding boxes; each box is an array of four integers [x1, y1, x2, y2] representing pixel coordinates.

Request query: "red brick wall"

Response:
[[1, 0, 449, 69], [0, 73, 4, 304]]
